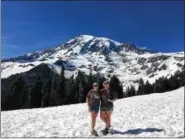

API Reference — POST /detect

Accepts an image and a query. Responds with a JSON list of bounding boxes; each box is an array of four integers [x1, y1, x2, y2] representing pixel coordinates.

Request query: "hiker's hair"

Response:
[[103, 80, 109, 85]]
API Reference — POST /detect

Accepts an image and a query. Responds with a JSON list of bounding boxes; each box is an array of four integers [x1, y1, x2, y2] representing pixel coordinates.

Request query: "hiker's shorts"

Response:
[[100, 106, 113, 111], [90, 105, 100, 113]]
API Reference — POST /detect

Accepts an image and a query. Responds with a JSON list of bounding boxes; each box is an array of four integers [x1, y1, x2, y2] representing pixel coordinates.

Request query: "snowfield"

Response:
[[1, 87, 184, 138]]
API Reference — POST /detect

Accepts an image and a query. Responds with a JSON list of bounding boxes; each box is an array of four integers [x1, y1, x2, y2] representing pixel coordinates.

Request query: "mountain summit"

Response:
[[1, 35, 184, 88], [2, 35, 152, 63]]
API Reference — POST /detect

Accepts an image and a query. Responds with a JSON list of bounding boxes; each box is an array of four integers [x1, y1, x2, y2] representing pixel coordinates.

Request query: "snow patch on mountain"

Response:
[[1, 35, 184, 88]]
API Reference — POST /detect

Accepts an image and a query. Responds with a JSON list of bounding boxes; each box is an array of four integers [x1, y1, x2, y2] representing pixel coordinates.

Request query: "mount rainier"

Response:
[[1, 35, 184, 89]]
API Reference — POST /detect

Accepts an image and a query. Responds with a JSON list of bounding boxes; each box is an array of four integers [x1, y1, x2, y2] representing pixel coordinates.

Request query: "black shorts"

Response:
[[100, 106, 113, 111], [90, 105, 100, 113]]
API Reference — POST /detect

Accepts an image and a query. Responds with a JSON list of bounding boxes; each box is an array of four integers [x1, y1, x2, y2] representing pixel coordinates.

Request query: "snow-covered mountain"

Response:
[[1, 87, 184, 137], [1, 35, 184, 88]]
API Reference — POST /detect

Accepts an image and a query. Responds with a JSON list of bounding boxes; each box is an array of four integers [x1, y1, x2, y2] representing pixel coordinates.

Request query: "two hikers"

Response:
[[86, 81, 117, 136]]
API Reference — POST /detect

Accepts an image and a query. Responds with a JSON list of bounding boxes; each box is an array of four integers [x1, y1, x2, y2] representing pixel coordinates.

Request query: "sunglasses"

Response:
[[93, 85, 99, 87]]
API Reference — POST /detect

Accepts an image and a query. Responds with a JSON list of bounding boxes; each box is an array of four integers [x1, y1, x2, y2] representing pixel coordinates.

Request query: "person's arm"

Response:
[[86, 91, 91, 111], [108, 99, 116, 102], [108, 91, 117, 102]]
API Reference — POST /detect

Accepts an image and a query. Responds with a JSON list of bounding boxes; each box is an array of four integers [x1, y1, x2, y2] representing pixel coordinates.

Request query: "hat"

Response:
[[93, 83, 98, 86]]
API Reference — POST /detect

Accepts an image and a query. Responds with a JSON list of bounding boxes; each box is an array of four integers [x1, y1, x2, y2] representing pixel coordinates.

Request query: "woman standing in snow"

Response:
[[86, 83, 100, 136], [100, 80, 117, 135]]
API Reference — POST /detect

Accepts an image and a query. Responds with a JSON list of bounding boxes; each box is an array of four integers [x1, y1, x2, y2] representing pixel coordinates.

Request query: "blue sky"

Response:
[[2, 1, 184, 59]]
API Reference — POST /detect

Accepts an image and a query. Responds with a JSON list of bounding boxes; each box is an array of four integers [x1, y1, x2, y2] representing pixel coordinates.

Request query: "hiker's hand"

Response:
[[108, 99, 113, 102], [108, 99, 116, 102]]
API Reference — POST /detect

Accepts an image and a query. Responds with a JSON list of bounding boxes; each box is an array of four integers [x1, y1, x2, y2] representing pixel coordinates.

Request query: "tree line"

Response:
[[1, 68, 124, 111], [2, 66, 184, 111], [126, 69, 185, 97]]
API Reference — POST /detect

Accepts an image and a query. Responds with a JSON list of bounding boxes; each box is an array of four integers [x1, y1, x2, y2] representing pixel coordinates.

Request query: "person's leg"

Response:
[[100, 110, 107, 124], [90, 111, 97, 132], [101, 110, 111, 135], [105, 110, 112, 128]]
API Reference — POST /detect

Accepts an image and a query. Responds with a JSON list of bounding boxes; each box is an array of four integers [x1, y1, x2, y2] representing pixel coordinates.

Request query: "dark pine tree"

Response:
[[41, 79, 52, 107], [57, 67, 66, 105], [110, 75, 124, 98], [78, 82, 84, 102], [75, 70, 85, 103], [6, 76, 29, 110], [167, 75, 179, 91], [157, 77, 167, 93], [66, 75, 76, 104], [137, 78, 145, 95], [179, 71, 185, 86], [153, 78, 161, 93], [127, 85, 136, 97], [31, 76, 42, 108], [144, 80, 153, 94], [174, 70, 185, 87]]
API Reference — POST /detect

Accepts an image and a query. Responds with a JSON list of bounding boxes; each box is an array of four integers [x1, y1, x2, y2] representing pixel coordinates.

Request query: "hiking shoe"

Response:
[[91, 129, 98, 136], [101, 128, 109, 135], [108, 125, 113, 131]]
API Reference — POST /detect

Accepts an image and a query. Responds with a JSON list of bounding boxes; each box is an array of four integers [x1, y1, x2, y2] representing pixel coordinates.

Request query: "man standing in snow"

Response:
[[86, 83, 101, 136], [100, 80, 117, 135]]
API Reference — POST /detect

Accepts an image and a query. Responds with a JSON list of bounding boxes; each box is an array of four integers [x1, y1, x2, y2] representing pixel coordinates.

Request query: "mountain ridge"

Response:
[[2, 34, 155, 62], [1, 35, 184, 89]]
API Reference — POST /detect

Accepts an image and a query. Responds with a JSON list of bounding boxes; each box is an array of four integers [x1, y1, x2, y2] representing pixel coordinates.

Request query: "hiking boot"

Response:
[[91, 129, 98, 136], [101, 127, 109, 135], [108, 125, 113, 134], [108, 125, 113, 133]]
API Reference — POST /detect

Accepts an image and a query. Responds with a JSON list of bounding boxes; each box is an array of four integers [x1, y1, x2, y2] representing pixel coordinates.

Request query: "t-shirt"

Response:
[[100, 88, 117, 108], [86, 89, 100, 107]]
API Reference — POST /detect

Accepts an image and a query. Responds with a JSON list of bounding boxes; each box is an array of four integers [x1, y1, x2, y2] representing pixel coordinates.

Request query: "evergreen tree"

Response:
[[41, 79, 52, 107], [57, 67, 66, 105], [31, 76, 42, 108], [144, 80, 153, 94], [174, 70, 185, 87], [74, 70, 85, 103], [127, 85, 136, 97], [153, 78, 161, 93], [7, 76, 29, 110], [88, 68, 93, 87], [110, 75, 124, 98], [153, 77, 167, 93], [137, 78, 145, 95], [50, 75, 58, 106], [78, 82, 84, 102], [167, 75, 179, 91], [160, 77, 168, 92], [179, 71, 185, 86], [66, 75, 76, 104]]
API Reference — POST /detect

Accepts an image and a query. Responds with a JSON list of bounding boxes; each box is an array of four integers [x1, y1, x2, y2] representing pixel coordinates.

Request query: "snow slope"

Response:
[[1, 87, 184, 138]]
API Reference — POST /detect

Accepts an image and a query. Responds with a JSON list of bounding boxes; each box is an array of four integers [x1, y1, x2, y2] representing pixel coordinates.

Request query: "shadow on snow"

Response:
[[111, 128, 165, 135]]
